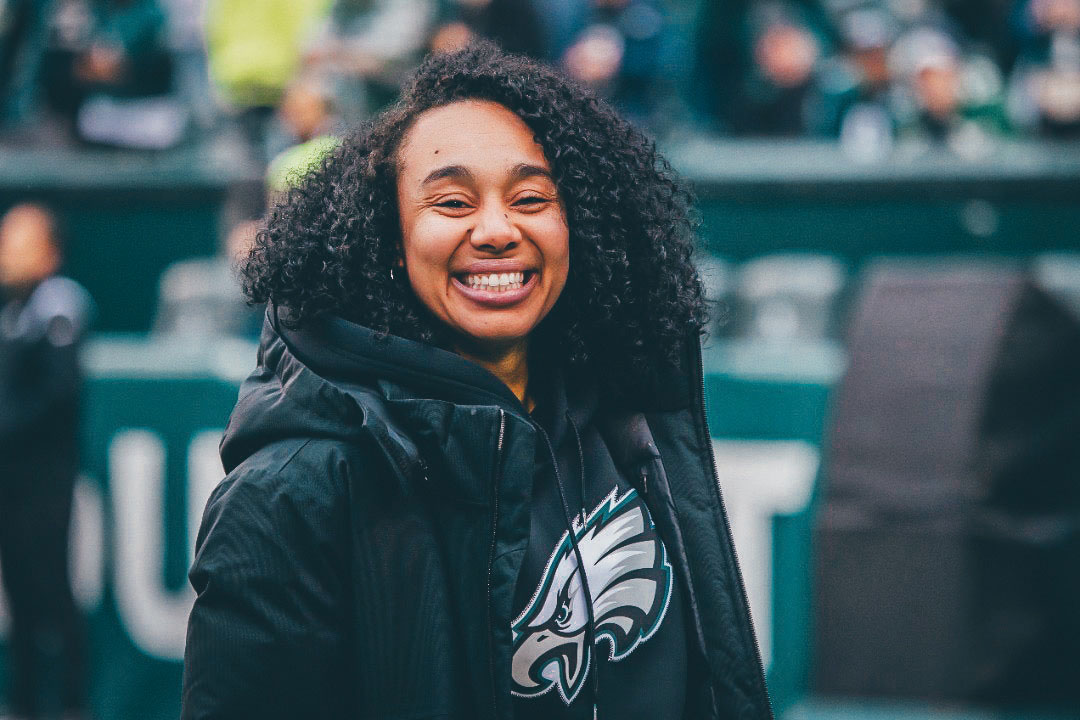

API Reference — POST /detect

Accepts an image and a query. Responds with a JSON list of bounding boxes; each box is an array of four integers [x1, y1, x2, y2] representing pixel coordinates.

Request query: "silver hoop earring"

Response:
[[390, 267, 395, 281]]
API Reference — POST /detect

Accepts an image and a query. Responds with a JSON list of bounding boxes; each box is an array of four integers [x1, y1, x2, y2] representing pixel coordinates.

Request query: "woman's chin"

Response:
[[451, 329, 532, 360]]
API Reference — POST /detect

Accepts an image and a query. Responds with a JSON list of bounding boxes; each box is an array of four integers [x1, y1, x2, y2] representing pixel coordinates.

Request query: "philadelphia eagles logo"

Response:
[[510, 487, 673, 705]]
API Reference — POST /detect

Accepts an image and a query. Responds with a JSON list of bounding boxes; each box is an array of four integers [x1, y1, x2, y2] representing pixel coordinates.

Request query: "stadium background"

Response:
[[2, 0, 1079, 717]]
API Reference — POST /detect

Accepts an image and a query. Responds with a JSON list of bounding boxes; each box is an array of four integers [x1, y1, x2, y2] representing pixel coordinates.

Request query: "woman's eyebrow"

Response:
[[510, 163, 553, 183], [421, 165, 475, 186]]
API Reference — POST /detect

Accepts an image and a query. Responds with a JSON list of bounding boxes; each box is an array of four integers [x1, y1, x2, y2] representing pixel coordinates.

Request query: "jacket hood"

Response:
[[221, 304, 696, 478], [220, 305, 531, 476]]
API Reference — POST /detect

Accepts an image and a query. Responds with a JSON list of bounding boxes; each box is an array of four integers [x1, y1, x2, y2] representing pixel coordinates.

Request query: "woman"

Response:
[[181, 42, 770, 720]]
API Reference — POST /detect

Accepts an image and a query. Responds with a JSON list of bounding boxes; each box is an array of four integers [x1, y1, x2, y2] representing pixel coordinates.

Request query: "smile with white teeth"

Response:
[[462, 271, 527, 291]]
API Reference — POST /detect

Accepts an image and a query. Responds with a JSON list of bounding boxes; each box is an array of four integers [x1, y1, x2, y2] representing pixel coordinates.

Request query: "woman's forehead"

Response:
[[398, 100, 551, 184]]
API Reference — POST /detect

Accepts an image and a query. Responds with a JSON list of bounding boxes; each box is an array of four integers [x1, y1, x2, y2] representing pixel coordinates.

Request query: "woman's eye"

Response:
[[436, 199, 469, 209], [514, 196, 548, 208]]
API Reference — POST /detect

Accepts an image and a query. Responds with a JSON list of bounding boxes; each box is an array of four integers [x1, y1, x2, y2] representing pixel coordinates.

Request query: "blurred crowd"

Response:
[[694, 0, 1080, 158], [2, 0, 1080, 163]]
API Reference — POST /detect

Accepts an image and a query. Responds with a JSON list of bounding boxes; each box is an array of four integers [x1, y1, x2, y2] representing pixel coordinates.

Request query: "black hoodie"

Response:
[[181, 306, 771, 720], [510, 361, 690, 719]]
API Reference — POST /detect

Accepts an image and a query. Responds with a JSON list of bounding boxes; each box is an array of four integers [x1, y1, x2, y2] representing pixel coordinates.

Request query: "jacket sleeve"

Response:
[[181, 442, 352, 719]]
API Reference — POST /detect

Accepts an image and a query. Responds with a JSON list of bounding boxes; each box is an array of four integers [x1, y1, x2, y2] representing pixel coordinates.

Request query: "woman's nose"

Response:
[[469, 205, 520, 252]]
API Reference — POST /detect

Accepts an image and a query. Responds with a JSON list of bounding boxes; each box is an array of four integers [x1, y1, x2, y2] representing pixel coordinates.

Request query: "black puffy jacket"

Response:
[[181, 307, 771, 720]]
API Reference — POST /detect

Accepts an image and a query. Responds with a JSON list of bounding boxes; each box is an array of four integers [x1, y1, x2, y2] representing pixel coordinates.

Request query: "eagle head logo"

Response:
[[510, 487, 673, 705]]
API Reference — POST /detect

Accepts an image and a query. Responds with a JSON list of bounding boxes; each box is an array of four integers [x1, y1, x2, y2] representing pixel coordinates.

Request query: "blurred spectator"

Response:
[[35, 0, 185, 148], [694, 0, 835, 136], [560, 0, 681, 131], [435, 0, 680, 133], [0, 203, 91, 720], [205, 0, 330, 162], [890, 26, 1010, 155], [1009, 0, 1080, 136], [266, 78, 341, 199], [816, 3, 903, 158], [302, 0, 436, 121], [153, 219, 261, 338], [432, 0, 543, 62], [267, 75, 336, 156]]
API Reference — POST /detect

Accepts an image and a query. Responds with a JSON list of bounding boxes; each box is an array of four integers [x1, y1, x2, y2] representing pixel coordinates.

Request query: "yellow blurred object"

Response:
[[205, 0, 333, 109], [267, 135, 341, 194]]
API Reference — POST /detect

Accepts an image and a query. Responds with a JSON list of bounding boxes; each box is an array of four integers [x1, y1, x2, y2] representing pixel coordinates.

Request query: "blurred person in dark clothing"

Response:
[[433, 0, 544, 60], [0, 204, 91, 720], [693, 0, 835, 136], [533, 0, 683, 132], [560, 0, 677, 130]]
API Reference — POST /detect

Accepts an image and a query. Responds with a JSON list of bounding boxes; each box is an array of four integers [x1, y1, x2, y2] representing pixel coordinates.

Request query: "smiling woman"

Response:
[[396, 100, 570, 404], [181, 41, 772, 720]]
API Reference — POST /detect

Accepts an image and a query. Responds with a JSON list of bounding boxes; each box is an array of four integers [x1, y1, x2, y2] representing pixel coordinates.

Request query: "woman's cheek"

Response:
[[405, 215, 461, 264]]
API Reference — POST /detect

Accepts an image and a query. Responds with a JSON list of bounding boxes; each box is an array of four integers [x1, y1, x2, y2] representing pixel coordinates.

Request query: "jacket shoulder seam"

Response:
[[275, 437, 319, 474]]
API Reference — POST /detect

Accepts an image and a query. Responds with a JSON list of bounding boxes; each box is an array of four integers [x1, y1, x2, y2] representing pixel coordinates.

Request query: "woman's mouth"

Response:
[[461, 271, 527, 292], [452, 270, 538, 306]]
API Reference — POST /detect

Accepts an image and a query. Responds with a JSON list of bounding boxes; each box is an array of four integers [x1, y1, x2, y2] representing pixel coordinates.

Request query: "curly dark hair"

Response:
[[243, 41, 707, 387]]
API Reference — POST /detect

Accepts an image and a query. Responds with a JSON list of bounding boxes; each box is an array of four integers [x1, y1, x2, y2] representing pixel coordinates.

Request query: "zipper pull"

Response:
[[593, 703, 598, 720], [639, 467, 648, 496]]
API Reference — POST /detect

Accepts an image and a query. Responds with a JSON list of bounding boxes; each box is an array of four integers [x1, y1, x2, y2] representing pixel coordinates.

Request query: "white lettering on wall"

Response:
[[187, 431, 225, 567], [713, 440, 818, 670], [71, 475, 105, 610], [110, 429, 223, 661]]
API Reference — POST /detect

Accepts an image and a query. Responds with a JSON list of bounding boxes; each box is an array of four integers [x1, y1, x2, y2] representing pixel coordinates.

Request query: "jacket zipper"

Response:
[[487, 409, 507, 720], [697, 353, 774, 718]]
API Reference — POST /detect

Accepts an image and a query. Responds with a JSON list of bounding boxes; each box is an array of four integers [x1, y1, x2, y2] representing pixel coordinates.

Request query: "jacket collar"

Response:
[[223, 304, 703, 491], [279, 306, 531, 421]]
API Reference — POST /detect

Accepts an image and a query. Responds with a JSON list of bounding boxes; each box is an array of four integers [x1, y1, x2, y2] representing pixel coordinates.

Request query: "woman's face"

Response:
[[396, 100, 570, 355]]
